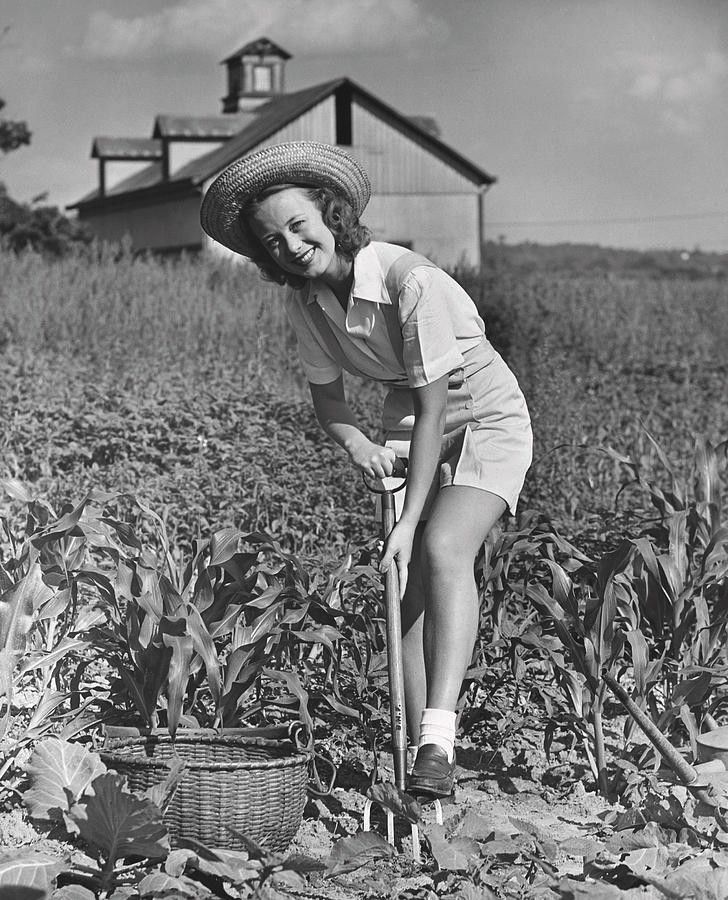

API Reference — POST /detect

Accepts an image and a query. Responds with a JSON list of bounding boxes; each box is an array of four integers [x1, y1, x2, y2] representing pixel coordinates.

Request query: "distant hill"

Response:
[[481, 240, 728, 279]]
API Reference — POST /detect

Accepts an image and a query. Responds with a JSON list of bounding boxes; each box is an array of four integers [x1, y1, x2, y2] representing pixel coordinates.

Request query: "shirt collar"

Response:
[[305, 243, 390, 306]]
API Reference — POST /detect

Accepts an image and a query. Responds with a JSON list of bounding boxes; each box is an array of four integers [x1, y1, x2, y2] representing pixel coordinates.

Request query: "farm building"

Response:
[[69, 38, 496, 268]]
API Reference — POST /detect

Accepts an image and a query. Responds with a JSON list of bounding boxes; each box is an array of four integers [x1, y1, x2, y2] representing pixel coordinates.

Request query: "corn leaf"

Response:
[[0, 477, 33, 503], [627, 629, 650, 697], [701, 526, 728, 577], [1, 566, 51, 650], [31, 496, 90, 546], [162, 627, 194, 740], [208, 528, 246, 566], [694, 436, 721, 533], [183, 603, 221, 710], [543, 560, 578, 620]]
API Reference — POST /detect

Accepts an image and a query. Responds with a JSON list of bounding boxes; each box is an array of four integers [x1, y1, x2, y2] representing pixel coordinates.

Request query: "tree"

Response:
[[0, 97, 31, 153], [0, 92, 90, 255]]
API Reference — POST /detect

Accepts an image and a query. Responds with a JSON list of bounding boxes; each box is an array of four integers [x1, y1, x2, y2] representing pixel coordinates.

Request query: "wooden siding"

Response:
[[102, 161, 154, 196], [349, 101, 476, 194], [366, 194, 480, 268], [255, 96, 336, 147], [80, 195, 202, 250], [169, 141, 225, 176]]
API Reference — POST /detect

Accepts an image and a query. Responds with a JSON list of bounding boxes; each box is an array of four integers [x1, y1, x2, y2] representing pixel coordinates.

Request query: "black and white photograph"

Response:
[[1, 1, 727, 896]]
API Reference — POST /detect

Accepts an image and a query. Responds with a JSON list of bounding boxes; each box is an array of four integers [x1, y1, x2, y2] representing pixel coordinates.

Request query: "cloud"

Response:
[[619, 49, 728, 134], [79, 0, 447, 60]]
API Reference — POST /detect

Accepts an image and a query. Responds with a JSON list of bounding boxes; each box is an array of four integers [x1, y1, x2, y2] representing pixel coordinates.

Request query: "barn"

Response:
[[69, 38, 496, 268]]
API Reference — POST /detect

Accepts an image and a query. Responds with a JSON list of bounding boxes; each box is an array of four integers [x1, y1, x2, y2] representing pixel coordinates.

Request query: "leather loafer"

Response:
[[406, 744, 456, 798]]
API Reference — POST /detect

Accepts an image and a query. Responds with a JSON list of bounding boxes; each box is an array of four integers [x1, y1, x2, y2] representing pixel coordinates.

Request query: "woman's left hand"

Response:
[[379, 518, 417, 596]]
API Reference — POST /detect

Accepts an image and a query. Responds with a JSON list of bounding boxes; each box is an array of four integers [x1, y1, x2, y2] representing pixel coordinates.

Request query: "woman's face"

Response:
[[248, 187, 343, 282]]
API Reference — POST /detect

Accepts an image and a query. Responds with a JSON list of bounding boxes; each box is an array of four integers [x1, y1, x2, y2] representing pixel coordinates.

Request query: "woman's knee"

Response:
[[420, 525, 474, 574]]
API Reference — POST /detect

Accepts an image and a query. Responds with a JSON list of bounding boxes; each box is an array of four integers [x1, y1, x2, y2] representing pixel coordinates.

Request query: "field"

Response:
[[1, 245, 727, 898]]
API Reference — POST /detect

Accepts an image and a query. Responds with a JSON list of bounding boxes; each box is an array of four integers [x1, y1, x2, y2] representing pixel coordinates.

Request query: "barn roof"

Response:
[[153, 113, 254, 140], [92, 137, 162, 160], [221, 37, 291, 63], [70, 77, 495, 211]]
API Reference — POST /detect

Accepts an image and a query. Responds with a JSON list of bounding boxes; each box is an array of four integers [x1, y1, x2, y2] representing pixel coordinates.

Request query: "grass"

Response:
[[1, 243, 726, 561]]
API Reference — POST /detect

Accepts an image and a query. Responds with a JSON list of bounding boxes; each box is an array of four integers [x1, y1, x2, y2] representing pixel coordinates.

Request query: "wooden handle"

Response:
[[601, 671, 728, 813], [382, 490, 408, 790]]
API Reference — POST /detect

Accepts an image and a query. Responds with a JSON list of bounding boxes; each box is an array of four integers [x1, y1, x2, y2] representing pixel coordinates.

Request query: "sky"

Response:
[[1, 0, 727, 251]]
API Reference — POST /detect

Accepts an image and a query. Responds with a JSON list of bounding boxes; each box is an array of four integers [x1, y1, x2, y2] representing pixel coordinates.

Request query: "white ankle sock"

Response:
[[418, 708, 456, 763]]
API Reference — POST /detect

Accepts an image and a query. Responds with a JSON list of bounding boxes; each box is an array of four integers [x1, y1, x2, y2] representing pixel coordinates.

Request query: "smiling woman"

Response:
[[200, 140, 532, 799], [242, 184, 371, 294]]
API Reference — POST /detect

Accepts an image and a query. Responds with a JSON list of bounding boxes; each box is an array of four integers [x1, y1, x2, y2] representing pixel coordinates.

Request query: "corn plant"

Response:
[[522, 433, 727, 792], [467, 512, 625, 794], [523, 543, 635, 797], [0, 480, 104, 792], [608, 435, 728, 742], [1, 480, 385, 747]]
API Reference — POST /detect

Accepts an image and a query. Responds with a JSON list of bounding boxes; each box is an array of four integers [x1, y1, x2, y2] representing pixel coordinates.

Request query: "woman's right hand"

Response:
[[348, 439, 397, 479]]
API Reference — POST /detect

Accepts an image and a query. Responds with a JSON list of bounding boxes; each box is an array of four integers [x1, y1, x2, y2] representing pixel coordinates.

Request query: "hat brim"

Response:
[[200, 141, 371, 258]]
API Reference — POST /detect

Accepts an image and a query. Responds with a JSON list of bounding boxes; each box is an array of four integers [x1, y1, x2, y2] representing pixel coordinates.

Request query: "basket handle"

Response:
[[287, 722, 337, 797], [308, 752, 337, 797]]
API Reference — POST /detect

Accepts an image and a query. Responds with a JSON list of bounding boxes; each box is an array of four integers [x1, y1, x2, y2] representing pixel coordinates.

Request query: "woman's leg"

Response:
[[400, 524, 426, 744], [406, 485, 506, 796], [419, 485, 506, 713]]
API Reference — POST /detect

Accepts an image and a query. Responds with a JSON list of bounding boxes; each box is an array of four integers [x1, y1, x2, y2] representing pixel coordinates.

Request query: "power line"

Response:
[[488, 211, 728, 227]]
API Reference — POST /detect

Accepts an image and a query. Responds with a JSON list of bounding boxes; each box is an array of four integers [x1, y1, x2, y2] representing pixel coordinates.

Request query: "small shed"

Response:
[[69, 38, 496, 268]]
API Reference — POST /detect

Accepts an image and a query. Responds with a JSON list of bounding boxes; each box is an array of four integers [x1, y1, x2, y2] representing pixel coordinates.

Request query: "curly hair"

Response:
[[239, 184, 371, 288]]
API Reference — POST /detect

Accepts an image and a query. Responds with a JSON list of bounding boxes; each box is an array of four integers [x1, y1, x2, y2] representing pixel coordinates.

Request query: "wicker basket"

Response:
[[99, 732, 310, 851]]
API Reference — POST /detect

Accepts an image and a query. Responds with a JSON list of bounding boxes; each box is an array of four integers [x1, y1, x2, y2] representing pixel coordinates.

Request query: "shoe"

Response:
[[406, 744, 456, 798]]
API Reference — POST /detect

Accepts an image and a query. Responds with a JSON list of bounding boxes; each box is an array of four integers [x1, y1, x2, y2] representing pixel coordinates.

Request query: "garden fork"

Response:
[[362, 458, 442, 862]]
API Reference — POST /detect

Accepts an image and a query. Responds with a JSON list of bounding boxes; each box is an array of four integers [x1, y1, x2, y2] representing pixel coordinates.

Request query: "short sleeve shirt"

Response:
[[285, 242, 485, 388]]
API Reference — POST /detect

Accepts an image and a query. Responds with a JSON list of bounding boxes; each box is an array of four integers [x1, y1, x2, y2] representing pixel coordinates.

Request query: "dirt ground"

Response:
[[283, 725, 658, 899], [1, 724, 662, 899]]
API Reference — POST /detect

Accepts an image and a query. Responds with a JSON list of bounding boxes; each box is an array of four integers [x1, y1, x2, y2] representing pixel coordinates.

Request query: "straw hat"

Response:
[[200, 140, 371, 257]]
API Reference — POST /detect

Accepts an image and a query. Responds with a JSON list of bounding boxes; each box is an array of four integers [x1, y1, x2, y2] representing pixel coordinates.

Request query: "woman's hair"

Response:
[[240, 184, 371, 288]]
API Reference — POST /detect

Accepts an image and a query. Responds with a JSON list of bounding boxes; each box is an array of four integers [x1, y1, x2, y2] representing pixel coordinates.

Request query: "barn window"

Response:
[[253, 65, 273, 92]]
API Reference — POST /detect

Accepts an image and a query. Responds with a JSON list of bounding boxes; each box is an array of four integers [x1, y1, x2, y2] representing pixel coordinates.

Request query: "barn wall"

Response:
[[169, 141, 225, 175], [102, 160, 153, 194], [365, 194, 480, 268], [79, 194, 202, 250], [349, 101, 475, 194], [255, 96, 337, 146]]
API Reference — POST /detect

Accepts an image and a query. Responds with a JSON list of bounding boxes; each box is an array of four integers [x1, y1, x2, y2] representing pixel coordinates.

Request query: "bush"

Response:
[[0, 183, 92, 256]]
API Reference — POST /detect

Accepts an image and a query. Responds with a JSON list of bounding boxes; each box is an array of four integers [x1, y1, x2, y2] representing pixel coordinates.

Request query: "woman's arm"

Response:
[[378, 372, 449, 592], [309, 376, 395, 479], [397, 373, 449, 527]]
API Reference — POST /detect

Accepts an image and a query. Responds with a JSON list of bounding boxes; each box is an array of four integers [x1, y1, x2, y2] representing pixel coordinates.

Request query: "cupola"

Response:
[[221, 37, 291, 113]]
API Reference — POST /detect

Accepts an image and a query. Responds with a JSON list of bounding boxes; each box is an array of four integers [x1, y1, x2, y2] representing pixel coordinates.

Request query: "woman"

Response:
[[200, 141, 532, 797]]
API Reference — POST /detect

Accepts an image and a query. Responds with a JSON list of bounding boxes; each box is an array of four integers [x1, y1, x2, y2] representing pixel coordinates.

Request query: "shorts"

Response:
[[379, 337, 533, 519]]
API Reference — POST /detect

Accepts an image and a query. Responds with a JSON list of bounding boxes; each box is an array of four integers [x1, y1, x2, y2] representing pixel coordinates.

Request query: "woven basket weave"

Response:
[[100, 733, 310, 851]]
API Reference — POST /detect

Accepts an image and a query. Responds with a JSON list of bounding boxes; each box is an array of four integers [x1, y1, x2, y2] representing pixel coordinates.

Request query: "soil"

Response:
[[1, 724, 662, 899], [284, 728, 656, 899]]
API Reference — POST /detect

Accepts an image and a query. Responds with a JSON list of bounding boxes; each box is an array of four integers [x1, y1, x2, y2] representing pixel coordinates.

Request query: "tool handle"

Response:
[[381, 489, 408, 790], [362, 457, 408, 494]]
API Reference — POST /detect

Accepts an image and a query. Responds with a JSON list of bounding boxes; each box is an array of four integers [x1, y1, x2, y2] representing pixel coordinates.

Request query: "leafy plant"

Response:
[[607, 435, 728, 759], [0, 480, 103, 793]]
